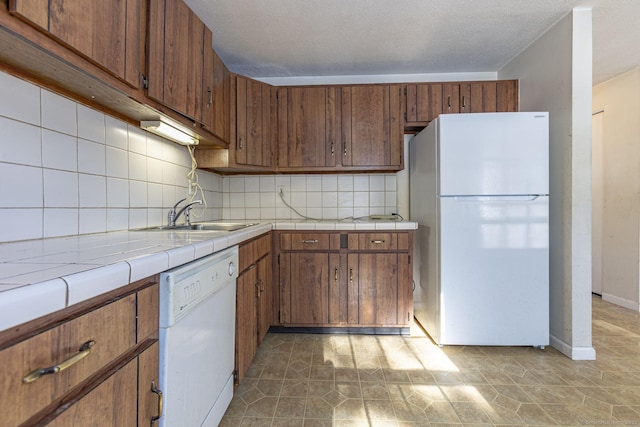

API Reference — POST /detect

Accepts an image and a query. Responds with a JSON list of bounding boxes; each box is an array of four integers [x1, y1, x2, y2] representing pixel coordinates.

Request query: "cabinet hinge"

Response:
[[141, 74, 148, 89]]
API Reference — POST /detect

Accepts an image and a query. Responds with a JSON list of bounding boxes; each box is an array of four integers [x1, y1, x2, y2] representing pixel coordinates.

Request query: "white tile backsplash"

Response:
[[0, 72, 41, 125], [77, 138, 106, 175], [44, 169, 78, 208], [105, 116, 128, 149], [0, 163, 43, 207], [41, 90, 77, 135], [77, 104, 105, 143], [222, 173, 398, 221], [106, 146, 128, 179], [0, 117, 42, 166], [42, 130, 77, 171], [0, 71, 223, 242]]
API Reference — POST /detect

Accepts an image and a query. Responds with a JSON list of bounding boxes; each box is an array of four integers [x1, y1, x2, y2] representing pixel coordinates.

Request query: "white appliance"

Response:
[[159, 246, 238, 426], [409, 112, 549, 346]]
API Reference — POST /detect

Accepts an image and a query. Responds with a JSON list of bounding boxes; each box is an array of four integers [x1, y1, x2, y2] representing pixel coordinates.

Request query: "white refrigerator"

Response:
[[409, 112, 549, 346]]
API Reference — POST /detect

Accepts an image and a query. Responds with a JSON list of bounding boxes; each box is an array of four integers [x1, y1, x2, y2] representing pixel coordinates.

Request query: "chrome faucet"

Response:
[[168, 198, 203, 226]]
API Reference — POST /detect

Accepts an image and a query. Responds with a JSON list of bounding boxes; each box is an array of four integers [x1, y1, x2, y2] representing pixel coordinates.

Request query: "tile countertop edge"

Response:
[[0, 221, 414, 333]]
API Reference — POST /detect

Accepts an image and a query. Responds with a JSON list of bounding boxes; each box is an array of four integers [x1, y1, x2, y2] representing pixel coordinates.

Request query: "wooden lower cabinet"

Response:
[[0, 277, 160, 426], [235, 232, 273, 385], [277, 231, 413, 329]]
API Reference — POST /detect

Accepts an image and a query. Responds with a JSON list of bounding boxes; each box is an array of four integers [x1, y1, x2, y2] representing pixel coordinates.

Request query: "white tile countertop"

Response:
[[0, 219, 416, 332]]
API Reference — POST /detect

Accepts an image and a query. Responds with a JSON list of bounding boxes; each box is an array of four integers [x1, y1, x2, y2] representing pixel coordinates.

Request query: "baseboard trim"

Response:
[[268, 326, 410, 336], [550, 334, 596, 360], [602, 293, 640, 311]]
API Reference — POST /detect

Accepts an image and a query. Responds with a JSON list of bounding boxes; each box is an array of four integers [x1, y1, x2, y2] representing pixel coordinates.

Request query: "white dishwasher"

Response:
[[159, 246, 238, 427]]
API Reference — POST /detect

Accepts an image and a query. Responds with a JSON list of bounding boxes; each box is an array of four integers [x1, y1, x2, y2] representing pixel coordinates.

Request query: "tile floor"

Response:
[[221, 296, 640, 426]]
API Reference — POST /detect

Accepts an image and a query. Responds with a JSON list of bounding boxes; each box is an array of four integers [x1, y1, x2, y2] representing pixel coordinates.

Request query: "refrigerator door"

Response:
[[438, 112, 549, 196], [438, 195, 549, 346]]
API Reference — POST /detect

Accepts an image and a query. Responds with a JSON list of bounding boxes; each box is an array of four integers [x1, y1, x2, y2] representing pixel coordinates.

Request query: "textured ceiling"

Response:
[[184, 0, 640, 85]]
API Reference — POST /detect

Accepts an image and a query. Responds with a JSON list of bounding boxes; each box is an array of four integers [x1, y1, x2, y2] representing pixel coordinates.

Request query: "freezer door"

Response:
[[439, 112, 549, 196], [439, 195, 549, 346]]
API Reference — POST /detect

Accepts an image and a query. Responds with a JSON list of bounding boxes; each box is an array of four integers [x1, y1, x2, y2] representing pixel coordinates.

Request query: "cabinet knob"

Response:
[[22, 340, 95, 384], [238, 137, 244, 150]]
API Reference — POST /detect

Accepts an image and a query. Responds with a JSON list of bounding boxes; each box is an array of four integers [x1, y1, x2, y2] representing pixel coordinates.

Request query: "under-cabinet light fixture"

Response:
[[141, 119, 199, 146]]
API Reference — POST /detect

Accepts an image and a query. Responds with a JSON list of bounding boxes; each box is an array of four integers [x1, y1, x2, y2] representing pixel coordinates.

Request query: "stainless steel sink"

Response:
[[133, 222, 259, 232]]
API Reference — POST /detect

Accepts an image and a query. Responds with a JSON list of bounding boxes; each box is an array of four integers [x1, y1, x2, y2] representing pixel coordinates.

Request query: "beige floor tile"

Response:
[[220, 296, 640, 426]]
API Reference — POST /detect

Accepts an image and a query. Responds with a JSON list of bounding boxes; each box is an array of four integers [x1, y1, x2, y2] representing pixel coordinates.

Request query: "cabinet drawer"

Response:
[[0, 295, 137, 426], [239, 232, 272, 272], [279, 233, 334, 251], [350, 233, 397, 251]]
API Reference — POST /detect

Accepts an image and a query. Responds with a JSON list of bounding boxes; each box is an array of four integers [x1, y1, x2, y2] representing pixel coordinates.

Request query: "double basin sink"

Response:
[[135, 222, 259, 232]]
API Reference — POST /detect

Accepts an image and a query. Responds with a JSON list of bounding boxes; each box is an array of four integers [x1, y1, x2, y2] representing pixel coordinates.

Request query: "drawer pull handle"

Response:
[[371, 240, 386, 244], [301, 239, 318, 244], [334, 267, 338, 281], [349, 268, 353, 283], [151, 380, 164, 425], [23, 340, 95, 384]]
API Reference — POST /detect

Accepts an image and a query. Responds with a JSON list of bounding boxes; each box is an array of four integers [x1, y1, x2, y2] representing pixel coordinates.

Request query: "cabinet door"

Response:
[[497, 80, 518, 112], [11, 0, 143, 88], [138, 341, 161, 427], [342, 85, 402, 168], [405, 83, 442, 124], [212, 50, 231, 142], [355, 253, 400, 326], [257, 254, 273, 345], [441, 83, 460, 114], [281, 252, 329, 324], [278, 86, 339, 168], [236, 266, 258, 384], [236, 76, 274, 167], [48, 358, 138, 426], [147, 0, 204, 120]]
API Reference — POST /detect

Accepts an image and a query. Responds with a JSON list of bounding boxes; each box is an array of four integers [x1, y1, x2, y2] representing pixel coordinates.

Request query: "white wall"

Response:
[[0, 71, 223, 242], [592, 67, 640, 310], [499, 9, 595, 360]]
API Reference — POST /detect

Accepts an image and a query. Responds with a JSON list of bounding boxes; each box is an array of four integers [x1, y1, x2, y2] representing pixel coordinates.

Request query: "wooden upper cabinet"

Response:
[[235, 75, 275, 167], [404, 80, 518, 127], [210, 49, 231, 143], [10, 0, 144, 88], [441, 83, 460, 114], [497, 79, 519, 112], [405, 83, 442, 123], [341, 84, 403, 169], [147, 0, 205, 121], [277, 86, 339, 168]]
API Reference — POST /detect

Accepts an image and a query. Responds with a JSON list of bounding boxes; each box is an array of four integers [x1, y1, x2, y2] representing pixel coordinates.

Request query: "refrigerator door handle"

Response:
[[445, 195, 546, 202]]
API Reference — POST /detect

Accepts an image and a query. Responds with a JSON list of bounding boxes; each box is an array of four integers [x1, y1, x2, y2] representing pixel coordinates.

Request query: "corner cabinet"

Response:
[[233, 75, 277, 169], [277, 230, 413, 331], [0, 277, 161, 426], [236, 232, 273, 385]]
